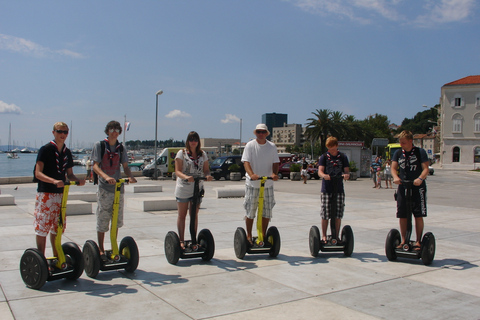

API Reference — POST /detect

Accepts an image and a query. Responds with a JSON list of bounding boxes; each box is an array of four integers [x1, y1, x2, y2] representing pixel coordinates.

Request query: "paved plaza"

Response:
[[1, 168, 479, 319]]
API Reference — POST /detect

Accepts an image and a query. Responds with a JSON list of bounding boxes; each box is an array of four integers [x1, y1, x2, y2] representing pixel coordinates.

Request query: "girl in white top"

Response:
[[174, 131, 212, 248]]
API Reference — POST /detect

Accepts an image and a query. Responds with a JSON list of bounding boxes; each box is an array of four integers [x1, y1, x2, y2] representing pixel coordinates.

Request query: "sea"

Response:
[[0, 153, 88, 178]]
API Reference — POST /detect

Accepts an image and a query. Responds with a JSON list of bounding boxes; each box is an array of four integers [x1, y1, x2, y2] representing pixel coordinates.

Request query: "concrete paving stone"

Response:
[[322, 277, 480, 319], [206, 296, 380, 320], [9, 284, 191, 320], [0, 302, 14, 320], [145, 270, 311, 319]]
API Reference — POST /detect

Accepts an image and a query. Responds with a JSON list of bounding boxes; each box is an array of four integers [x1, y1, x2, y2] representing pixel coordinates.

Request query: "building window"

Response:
[[453, 147, 460, 162], [475, 114, 480, 133], [451, 94, 464, 108], [476, 94, 480, 108], [452, 114, 463, 133], [475, 147, 480, 163]]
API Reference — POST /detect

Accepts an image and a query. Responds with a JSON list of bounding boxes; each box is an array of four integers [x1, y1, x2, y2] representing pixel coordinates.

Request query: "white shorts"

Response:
[[243, 185, 275, 219]]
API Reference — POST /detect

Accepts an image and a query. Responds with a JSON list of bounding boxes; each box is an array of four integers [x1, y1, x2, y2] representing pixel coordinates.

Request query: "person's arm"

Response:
[[35, 161, 65, 188], [414, 161, 429, 186], [122, 162, 137, 183], [271, 162, 279, 181], [203, 159, 213, 181], [66, 167, 85, 186], [244, 161, 259, 180], [391, 161, 401, 184], [318, 165, 330, 180]]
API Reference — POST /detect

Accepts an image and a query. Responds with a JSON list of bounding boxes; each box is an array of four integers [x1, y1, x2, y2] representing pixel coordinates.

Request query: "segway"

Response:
[[164, 176, 215, 265], [309, 173, 354, 257], [234, 176, 281, 259], [20, 181, 84, 290], [385, 180, 435, 265], [83, 179, 139, 278]]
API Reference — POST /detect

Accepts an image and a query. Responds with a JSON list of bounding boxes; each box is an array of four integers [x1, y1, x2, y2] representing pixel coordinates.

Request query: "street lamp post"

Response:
[[154, 90, 163, 180]]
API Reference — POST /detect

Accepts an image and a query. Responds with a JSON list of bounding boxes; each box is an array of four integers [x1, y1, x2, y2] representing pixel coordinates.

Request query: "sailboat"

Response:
[[7, 123, 19, 159]]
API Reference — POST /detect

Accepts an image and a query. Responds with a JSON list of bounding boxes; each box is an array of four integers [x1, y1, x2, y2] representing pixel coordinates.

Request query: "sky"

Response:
[[1, 0, 479, 149]]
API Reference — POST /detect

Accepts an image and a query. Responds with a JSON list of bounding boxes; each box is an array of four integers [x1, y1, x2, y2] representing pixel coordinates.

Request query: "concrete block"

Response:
[[127, 197, 177, 211], [214, 186, 245, 198], [132, 185, 163, 193], [0, 194, 15, 206], [66, 200, 93, 216], [69, 192, 97, 202]]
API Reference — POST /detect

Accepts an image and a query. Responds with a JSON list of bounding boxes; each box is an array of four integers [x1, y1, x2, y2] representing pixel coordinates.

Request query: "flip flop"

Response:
[[413, 245, 421, 251]]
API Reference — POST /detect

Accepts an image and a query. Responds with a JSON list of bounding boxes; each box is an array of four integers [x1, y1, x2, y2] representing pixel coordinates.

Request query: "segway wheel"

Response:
[[309, 226, 321, 257], [385, 229, 401, 261], [198, 229, 215, 261], [120, 236, 139, 272], [421, 232, 435, 266], [341, 225, 354, 257], [19, 248, 49, 290], [62, 242, 84, 280], [83, 240, 101, 278], [234, 227, 247, 259], [165, 231, 181, 265], [266, 226, 281, 258]]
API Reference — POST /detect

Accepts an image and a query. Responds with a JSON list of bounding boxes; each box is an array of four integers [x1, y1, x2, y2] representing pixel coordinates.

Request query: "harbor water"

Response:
[[0, 153, 87, 178]]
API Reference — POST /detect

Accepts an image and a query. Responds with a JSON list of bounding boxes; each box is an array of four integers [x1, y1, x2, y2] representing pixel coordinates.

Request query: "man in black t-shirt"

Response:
[[391, 130, 429, 251]]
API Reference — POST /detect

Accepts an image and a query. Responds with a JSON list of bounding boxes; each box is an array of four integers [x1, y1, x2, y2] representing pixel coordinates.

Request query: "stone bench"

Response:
[[214, 186, 245, 198], [69, 192, 97, 202], [0, 194, 15, 206], [127, 196, 177, 211], [129, 184, 163, 193], [66, 200, 93, 216]]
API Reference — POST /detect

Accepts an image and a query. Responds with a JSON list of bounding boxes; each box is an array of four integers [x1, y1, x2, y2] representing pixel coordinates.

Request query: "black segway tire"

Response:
[[385, 229, 401, 261], [120, 236, 139, 272], [234, 227, 247, 259], [309, 226, 321, 257], [266, 226, 281, 258], [165, 231, 181, 265], [83, 240, 101, 278], [62, 242, 84, 280], [421, 232, 435, 266], [341, 225, 354, 257], [198, 229, 215, 261], [20, 248, 49, 290]]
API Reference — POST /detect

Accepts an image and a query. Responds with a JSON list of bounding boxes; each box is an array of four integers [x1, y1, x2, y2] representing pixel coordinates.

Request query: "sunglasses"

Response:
[[256, 130, 268, 134], [189, 137, 199, 142], [109, 128, 121, 133], [55, 129, 69, 134]]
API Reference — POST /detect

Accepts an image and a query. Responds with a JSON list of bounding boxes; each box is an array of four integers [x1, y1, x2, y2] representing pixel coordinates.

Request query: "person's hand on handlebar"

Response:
[[271, 173, 279, 181], [250, 173, 260, 181], [205, 175, 213, 182]]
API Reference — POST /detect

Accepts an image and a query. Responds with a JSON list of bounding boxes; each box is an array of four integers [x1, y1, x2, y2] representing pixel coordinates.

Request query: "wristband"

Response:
[[418, 177, 424, 181]]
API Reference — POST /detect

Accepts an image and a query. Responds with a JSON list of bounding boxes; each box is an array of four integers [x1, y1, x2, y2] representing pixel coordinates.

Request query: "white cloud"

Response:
[[0, 101, 22, 114], [415, 0, 476, 25], [287, 0, 476, 26], [221, 114, 240, 124], [0, 34, 84, 58], [165, 109, 191, 118]]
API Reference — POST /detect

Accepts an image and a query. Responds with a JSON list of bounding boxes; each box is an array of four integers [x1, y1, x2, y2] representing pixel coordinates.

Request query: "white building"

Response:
[[440, 75, 480, 169], [271, 124, 302, 153]]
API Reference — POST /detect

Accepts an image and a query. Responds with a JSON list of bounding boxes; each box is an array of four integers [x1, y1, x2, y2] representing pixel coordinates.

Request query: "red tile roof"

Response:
[[444, 75, 480, 86]]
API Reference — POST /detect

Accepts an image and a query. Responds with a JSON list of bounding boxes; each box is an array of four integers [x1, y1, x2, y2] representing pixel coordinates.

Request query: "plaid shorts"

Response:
[[34, 192, 63, 237], [320, 193, 345, 220], [243, 185, 275, 219], [96, 188, 124, 232]]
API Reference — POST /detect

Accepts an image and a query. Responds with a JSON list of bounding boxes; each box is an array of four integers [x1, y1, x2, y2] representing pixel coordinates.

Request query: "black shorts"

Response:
[[396, 184, 427, 218]]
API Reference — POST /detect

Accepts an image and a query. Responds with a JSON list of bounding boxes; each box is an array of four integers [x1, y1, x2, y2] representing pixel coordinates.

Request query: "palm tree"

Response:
[[305, 109, 338, 153]]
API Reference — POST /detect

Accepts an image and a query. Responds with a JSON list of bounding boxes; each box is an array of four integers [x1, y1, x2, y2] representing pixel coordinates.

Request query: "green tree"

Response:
[[304, 109, 339, 153]]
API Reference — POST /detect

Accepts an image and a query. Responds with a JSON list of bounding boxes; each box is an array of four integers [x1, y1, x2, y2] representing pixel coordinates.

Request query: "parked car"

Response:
[[210, 156, 245, 180], [278, 162, 292, 179]]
